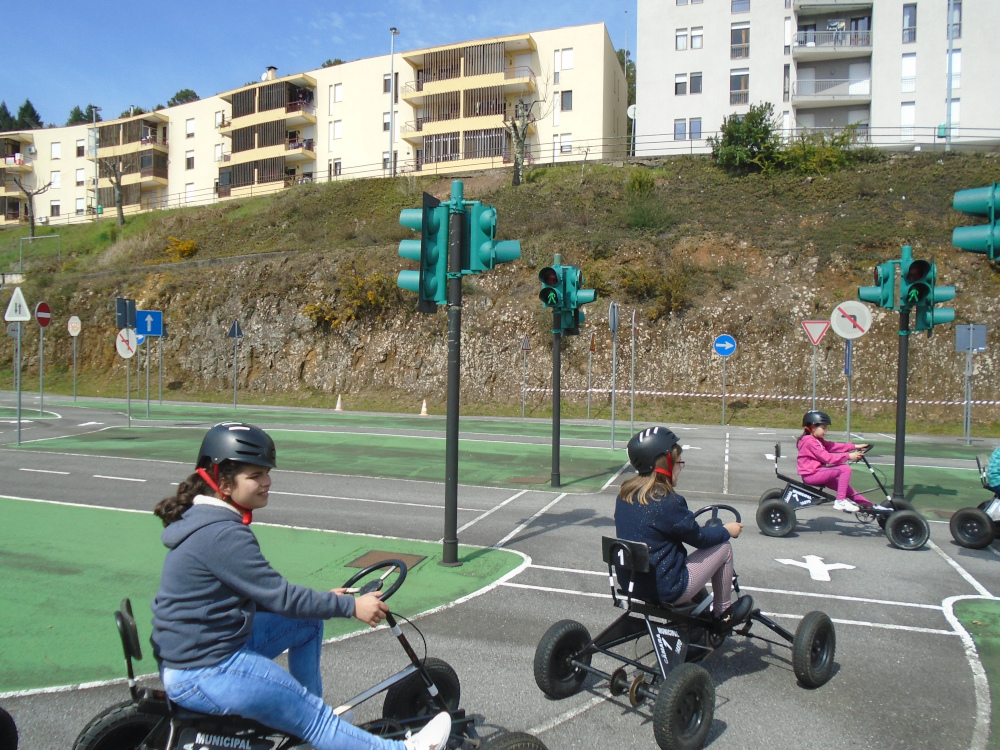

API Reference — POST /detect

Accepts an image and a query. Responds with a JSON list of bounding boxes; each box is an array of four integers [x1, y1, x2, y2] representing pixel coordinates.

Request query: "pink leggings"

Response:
[[673, 542, 735, 613], [802, 465, 868, 504]]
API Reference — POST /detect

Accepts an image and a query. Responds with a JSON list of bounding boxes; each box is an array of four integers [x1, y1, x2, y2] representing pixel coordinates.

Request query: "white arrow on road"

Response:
[[145, 314, 153, 332], [776, 555, 856, 582]]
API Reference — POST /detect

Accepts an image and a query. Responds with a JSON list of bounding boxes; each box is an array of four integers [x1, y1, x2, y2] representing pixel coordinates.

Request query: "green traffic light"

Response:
[[952, 183, 1000, 260]]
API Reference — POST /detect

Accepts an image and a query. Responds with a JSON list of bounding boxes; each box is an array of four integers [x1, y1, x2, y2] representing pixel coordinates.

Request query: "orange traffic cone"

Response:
[[420, 399, 429, 416], [335, 394, 343, 411]]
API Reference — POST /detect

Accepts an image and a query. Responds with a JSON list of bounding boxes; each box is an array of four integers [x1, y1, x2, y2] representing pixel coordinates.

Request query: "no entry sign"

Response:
[[35, 302, 51, 328]]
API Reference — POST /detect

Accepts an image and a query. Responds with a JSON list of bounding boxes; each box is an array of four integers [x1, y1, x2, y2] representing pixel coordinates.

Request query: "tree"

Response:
[[322, 58, 344, 67], [84, 103, 102, 123], [9, 173, 52, 238], [119, 106, 147, 118], [66, 105, 89, 125], [0, 101, 14, 131], [15, 99, 43, 129], [503, 80, 553, 188], [707, 101, 783, 176], [99, 158, 127, 227], [616, 48, 636, 154], [166, 89, 199, 107]]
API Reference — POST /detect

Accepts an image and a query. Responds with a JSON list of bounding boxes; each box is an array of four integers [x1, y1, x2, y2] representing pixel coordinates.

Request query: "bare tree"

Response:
[[502, 78, 554, 187], [9, 174, 52, 238], [99, 157, 126, 227]]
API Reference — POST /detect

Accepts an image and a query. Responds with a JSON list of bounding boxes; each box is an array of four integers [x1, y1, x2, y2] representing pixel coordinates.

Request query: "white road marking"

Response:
[[494, 493, 568, 548], [758, 432, 776, 435], [942, 595, 998, 750], [77, 422, 104, 427], [776, 555, 856, 582], [599, 462, 630, 492], [268, 490, 485, 513], [502, 582, 606, 599], [13, 425, 116, 444], [928, 540, 994, 597], [723, 432, 730, 494], [528, 695, 608, 737], [92, 475, 146, 483], [456, 490, 528, 533], [19, 468, 70, 475]]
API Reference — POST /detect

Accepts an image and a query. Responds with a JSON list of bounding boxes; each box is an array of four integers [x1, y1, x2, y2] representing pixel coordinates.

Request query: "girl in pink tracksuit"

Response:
[[796, 410, 872, 512]]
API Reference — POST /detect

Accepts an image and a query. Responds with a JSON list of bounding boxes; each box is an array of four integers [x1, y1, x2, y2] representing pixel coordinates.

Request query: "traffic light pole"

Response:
[[442, 182, 464, 567], [551, 310, 561, 488], [892, 308, 911, 502]]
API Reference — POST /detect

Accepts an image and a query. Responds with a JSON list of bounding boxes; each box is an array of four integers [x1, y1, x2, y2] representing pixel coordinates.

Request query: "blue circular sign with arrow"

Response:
[[713, 334, 736, 357]]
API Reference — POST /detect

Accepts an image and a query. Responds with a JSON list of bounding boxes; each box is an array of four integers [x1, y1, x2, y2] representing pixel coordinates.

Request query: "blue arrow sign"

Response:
[[713, 334, 736, 357], [136, 309, 163, 337], [135, 332, 146, 346]]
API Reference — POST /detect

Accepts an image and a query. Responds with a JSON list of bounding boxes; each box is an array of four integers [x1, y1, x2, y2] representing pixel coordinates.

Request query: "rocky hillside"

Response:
[[2, 152, 999, 430]]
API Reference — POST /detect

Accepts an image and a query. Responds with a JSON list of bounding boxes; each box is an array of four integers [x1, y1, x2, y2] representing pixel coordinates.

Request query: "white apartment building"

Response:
[[0, 22, 626, 230], [635, 0, 998, 155]]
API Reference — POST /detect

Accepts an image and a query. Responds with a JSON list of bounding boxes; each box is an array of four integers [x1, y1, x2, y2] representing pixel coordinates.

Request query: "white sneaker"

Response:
[[403, 712, 451, 750], [833, 499, 859, 512]]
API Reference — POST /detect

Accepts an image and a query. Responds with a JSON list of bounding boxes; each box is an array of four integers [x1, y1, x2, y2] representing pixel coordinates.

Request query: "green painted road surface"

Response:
[[0, 407, 58, 419], [11, 426, 624, 491], [954, 599, 1000, 750], [850, 462, 989, 516], [0, 497, 522, 693]]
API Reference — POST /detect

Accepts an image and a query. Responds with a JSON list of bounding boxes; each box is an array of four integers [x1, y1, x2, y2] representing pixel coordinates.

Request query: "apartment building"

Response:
[[635, 0, 998, 155], [0, 22, 626, 229]]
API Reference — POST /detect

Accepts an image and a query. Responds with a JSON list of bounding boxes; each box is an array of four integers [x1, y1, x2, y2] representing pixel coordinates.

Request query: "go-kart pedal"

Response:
[[713, 595, 754, 633]]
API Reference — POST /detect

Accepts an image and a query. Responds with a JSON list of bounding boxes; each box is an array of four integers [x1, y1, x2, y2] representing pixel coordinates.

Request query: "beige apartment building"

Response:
[[0, 22, 626, 230], [635, 0, 999, 155]]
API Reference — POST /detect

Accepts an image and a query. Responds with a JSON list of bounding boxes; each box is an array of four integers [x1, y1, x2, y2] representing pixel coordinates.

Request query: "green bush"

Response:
[[708, 102, 783, 175]]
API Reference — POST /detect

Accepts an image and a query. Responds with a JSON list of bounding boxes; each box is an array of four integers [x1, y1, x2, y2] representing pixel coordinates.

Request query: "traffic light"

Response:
[[465, 202, 521, 273], [913, 262, 956, 333], [899, 246, 932, 310], [398, 192, 449, 313], [858, 261, 897, 310], [561, 265, 598, 336], [952, 182, 1000, 261], [538, 266, 564, 309]]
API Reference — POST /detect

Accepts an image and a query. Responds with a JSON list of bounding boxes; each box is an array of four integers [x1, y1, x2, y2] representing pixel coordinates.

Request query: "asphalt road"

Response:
[[1, 396, 998, 750]]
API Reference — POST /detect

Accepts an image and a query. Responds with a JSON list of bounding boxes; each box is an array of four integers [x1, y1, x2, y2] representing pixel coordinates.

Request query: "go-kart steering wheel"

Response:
[[341, 560, 408, 602], [693, 504, 742, 528]]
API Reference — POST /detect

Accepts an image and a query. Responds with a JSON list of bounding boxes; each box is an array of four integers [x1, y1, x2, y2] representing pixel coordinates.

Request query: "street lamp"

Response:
[[91, 105, 102, 219], [389, 27, 399, 177]]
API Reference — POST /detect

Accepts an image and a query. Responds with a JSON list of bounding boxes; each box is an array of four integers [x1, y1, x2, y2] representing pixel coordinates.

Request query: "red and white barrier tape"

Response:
[[523, 388, 1000, 407]]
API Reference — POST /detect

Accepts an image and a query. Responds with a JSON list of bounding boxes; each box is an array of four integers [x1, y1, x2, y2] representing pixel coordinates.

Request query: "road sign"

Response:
[[228, 319, 244, 339], [608, 301, 619, 334], [521, 335, 530, 351], [137, 309, 163, 337], [116, 298, 136, 329], [67, 316, 82, 337], [801, 320, 830, 346], [4, 287, 30, 322], [955, 324, 987, 353], [35, 301, 51, 328], [713, 334, 736, 357], [6, 322, 18, 338], [830, 301, 872, 340], [116, 328, 138, 359], [135, 332, 146, 346]]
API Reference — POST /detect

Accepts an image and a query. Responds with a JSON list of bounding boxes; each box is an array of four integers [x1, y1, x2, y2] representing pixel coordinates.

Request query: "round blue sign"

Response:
[[713, 334, 736, 357], [135, 333, 146, 346]]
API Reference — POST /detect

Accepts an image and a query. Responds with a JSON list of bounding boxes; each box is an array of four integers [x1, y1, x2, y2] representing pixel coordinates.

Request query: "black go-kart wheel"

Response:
[[759, 488, 783, 505], [382, 657, 461, 721], [792, 611, 836, 688], [0, 706, 17, 750], [71, 702, 164, 750], [534, 620, 592, 699], [652, 663, 715, 750], [479, 731, 550, 750], [877, 499, 916, 529], [885, 510, 930, 550], [950, 507, 996, 549], [757, 498, 796, 537]]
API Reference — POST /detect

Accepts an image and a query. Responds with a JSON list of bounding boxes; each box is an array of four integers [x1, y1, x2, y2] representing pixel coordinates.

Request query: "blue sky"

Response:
[[4, 0, 636, 126]]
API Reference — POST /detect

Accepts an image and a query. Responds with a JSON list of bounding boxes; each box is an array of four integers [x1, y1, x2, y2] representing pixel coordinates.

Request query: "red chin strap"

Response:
[[197, 466, 253, 525], [653, 454, 674, 482]]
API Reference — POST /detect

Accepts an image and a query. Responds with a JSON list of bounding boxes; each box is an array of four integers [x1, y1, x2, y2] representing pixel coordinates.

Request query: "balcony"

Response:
[[2, 154, 31, 173], [285, 137, 316, 162], [794, 0, 873, 8], [731, 44, 750, 59], [730, 91, 750, 105], [503, 65, 536, 95], [792, 78, 872, 108], [216, 115, 231, 130], [140, 134, 169, 149], [793, 30, 872, 61], [139, 166, 169, 186], [285, 101, 317, 127]]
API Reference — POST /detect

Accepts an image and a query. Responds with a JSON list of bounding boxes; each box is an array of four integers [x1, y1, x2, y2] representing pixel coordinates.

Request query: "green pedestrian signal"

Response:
[[561, 265, 598, 336], [858, 261, 896, 310], [464, 203, 521, 273], [397, 192, 449, 313], [913, 262, 956, 333], [538, 266, 563, 308], [952, 182, 1000, 261], [899, 246, 932, 309]]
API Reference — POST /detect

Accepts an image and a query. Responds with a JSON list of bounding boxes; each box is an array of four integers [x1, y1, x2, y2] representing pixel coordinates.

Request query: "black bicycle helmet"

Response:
[[197, 422, 277, 469], [802, 410, 832, 427], [626, 426, 680, 475]]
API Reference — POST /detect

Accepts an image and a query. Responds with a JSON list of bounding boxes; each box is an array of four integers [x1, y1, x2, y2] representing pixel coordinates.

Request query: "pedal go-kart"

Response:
[[533, 505, 836, 750], [0, 705, 17, 750], [756, 443, 930, 551], [74, 560, 547, 750], [949, 456, 1000, 549]]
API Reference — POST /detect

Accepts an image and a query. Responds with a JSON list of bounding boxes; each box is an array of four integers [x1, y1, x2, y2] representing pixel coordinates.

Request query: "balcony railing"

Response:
[[285, 101, 316, 116], [505, 65, 536, 84], [902, 26, 916, 43], [730, 44, 750, 59], [286, 138, 316, 152], [730, 90, 750, 105], [795, 30, 871, 48], [140, 166, 169, 180], [901, 77, 916, 93], [3, 154, 25, 166], [140, 134, 167, 147], [402, 114, 460, 133], [793, 78, 871, 97], [216, 116, 231, 129]]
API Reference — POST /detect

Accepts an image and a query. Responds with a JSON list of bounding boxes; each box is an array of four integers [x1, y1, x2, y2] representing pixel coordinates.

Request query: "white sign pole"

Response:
[[73, 335, 77, 401], [16, 323, 22, 445], [127, 352, 131, 427], [587, 334, 594, 420], [722, 358, 727, 426], [630, 309, 636, 438], [233, 338, 239, 409], [146, 337, 151, 417], [811, 344, 817, 411], [845, 339, 853, 439], [522, 348, 527, 418], [39, 325, 44, 416]]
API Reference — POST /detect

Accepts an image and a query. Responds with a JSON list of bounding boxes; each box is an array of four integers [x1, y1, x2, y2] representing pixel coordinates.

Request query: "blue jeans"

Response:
[[162, 613, 404, 750]]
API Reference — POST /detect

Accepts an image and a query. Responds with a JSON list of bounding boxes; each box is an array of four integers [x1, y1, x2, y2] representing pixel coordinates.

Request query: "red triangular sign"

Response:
[[802, 320, 830, 345]]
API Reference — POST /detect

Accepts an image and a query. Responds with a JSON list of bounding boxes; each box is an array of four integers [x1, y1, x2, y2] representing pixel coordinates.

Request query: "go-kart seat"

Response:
[[601, 537, 712, 619]]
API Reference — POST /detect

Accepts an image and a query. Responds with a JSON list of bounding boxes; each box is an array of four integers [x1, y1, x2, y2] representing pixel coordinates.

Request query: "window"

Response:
[[732, 0, 750, 12], [560, 133, 572, 154], [731, 24, 750, 58], [553, 50, 560, 85], [690, 72, 703, 94], [949, 1, 961, 39], [383, 152, 391, 170], [949, 49, 962, 89], [950, 98, 961, 127], [900, 101, 915, 140], [50, 200, 60, 217], [51, 142, 61, 159], [185, 150, 194, 170], [730, 69, 749, 105], [784, 64, 791, 101], [674, 119, 687, 140], [561, 91, 573, 111], [784, 18, 792, 54], [215, 111, 224, 128], [903, 4, 917, 43], [383, 74, 392, 93], [675, 74, 688, 96], [851, 15, 871, 45], [690, 118, 702, 139], [561, 49, 574, 70], [334, 83, 343, 102], [50, 171, 61, 189], [334, 120, 343, 139], [333, 159, 342, 176], [693, 0, 703, 3], [691, 27, 703, 49], [76, 139, 85, 157], [76, 197, 85, 215], [215, 144, 223, 162], [76, 168, 85, 186], [676, 29, 688, 50], [677, 0, 687, 4], [383, 112, 391, 131], [185, 183, 195, 203], [901, 53, 917, 93], [186, 118, 195, 138]]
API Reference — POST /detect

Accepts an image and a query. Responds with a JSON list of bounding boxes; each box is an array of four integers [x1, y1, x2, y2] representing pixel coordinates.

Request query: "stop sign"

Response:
[[35, 302, 51, 328]]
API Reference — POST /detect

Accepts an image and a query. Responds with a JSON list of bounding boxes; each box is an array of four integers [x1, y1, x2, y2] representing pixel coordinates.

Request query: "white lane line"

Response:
[[502, 582, 606, 599], [92, 475, 147, 483], [942, 595, 997, 750], [19, 468, 70, 475], [723, 432, 730, 494], [14, 425, 116, 444], [528, 695, 607, 737], [494, 493, 568, 548], [928, 539, 994, 597], [77, 422, 104, 427], [600, 462, 630, 492], [267, 490, 485, 513], [531, 564, 605, 576], [456, 490, 528, 534]]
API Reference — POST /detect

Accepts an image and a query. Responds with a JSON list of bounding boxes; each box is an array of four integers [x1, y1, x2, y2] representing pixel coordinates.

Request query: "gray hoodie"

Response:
[[151, 498, 355, 669]]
